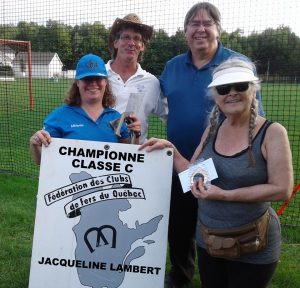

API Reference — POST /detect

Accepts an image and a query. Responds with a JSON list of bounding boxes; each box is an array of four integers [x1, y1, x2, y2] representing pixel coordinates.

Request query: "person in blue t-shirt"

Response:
[[159, 2, 264, 287], [30, 53, 141, 165]]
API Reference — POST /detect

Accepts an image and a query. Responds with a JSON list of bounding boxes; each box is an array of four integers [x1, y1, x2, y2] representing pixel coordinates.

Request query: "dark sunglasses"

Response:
[[81, 76, 105, 82], [215, 82, 249, 95]]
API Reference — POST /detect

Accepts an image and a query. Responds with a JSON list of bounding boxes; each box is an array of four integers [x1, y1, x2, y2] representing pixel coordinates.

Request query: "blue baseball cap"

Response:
[[75, 53, 108, 80]]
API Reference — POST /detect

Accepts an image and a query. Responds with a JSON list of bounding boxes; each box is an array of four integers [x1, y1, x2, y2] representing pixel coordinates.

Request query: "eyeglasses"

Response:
[[188, 20, 215, 29], [215, 82, 250, 95], [119, 35, 143, 44]]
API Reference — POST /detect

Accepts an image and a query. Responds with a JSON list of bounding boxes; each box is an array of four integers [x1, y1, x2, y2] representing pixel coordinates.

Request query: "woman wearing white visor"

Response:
[[140, 57, 293, 288]]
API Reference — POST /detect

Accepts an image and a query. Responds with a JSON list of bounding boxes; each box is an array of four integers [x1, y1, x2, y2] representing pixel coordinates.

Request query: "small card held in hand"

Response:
[[178, 158, 218, 193]]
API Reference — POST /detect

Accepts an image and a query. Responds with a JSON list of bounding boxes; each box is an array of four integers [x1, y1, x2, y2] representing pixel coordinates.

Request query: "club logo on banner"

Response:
[[29, 138, 173, 288]]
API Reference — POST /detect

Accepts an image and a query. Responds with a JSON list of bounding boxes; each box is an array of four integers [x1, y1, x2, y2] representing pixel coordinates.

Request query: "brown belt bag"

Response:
[[200, 210, 271, 259]]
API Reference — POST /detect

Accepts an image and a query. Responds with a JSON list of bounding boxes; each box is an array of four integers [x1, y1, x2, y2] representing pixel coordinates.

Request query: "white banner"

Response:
[[28, 138, 173, 288]]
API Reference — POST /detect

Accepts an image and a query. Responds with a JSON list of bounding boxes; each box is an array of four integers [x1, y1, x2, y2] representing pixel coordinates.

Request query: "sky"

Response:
[[1, 0, 300, 36]]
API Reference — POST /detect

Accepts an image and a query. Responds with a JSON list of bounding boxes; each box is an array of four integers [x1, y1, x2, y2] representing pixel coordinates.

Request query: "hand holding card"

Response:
[[178, 158, 218, 193]]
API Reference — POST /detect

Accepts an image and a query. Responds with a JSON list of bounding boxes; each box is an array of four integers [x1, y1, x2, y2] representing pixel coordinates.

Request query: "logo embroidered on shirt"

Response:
[[71, 124, 84, 128], [136, 84, 146, 92]]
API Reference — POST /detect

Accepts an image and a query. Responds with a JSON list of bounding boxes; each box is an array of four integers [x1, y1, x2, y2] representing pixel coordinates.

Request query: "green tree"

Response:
[[34, 20, 72, 69], [15, 21, 40, 43], [0, 24, 18, 39], [71, 22, 110, 69], [2, 20, 299, 78], [220, 29, 246, 55], [143, 29, 173, 76], [249, 26, 297, 75], [170, 29, 188, 55]]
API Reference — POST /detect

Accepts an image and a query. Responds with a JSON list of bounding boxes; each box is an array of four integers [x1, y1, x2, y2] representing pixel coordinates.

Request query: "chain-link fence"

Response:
[[1, 0, 299, 227]]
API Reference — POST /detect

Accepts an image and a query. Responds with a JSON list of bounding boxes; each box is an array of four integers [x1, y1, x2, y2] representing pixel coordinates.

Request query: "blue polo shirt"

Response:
[[44, 105, 130, 142], [160, 43, 264, 160]]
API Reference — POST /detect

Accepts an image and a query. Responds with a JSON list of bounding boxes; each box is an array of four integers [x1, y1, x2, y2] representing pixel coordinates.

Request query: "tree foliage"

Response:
[[1, 21, 299, 76]]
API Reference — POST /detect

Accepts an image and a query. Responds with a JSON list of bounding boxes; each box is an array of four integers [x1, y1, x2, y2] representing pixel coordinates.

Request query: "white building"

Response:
[[0, 46, 15, 67], [0, 46, 16, 80], [13, 52, 63, 78]]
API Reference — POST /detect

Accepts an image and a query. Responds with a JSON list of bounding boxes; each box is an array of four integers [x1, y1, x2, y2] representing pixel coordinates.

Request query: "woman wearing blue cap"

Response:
[[140, 57, 293, 288], [30, 53, 141, 164]]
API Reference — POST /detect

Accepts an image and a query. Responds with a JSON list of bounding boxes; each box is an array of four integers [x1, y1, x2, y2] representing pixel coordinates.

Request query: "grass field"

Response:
[[0, 79, 299, 287], [0, 173, 299, 288], [0, 79, 71, 177]]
